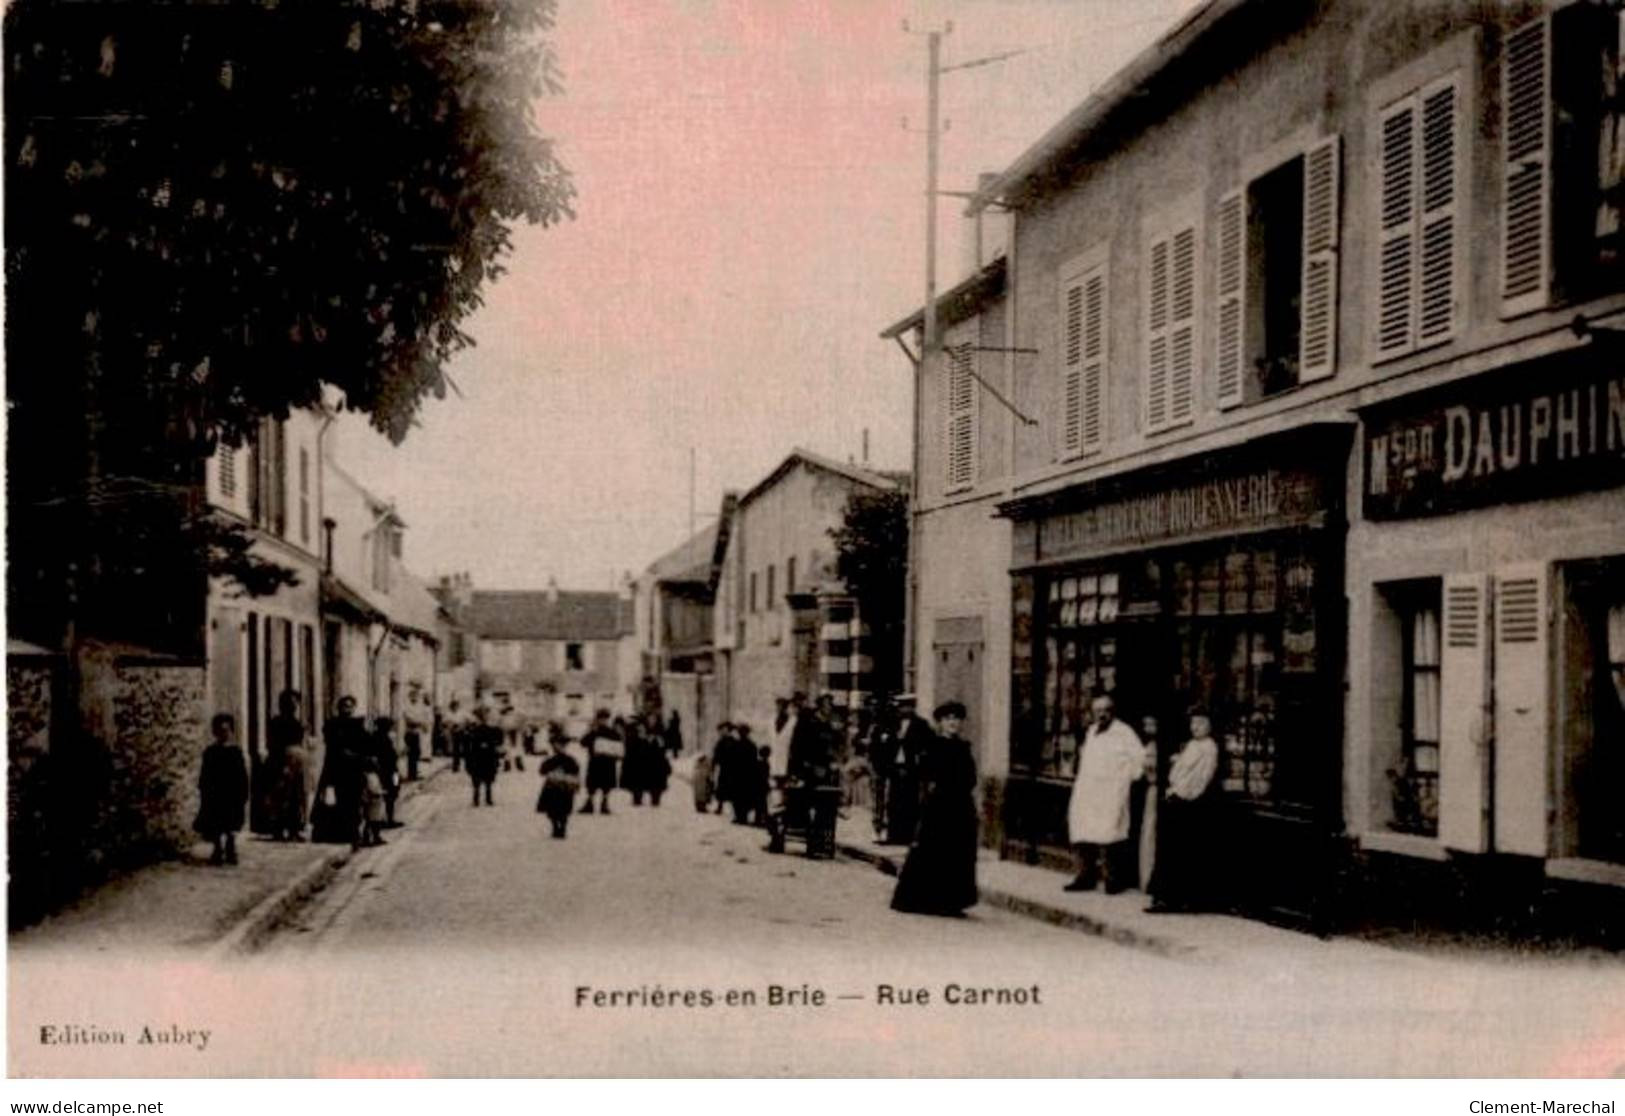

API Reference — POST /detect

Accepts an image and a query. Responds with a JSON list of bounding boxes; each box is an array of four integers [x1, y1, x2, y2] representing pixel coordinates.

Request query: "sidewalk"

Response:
[[673, 753, 1378, 966], [10, 758, 454, 958]]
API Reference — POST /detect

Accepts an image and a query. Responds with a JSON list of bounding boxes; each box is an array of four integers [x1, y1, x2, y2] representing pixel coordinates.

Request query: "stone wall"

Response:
[[7, 643, 207, 927]]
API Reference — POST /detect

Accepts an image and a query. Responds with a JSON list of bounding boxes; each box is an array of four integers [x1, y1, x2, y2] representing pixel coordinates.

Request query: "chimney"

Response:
[[619, 569, 634, 601], [547, 576, 559, 604], [862, 427, 870, 466]]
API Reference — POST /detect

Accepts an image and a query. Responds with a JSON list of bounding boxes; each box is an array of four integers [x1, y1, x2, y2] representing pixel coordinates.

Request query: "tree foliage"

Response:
[[5, 0, 574, 646], [6, 0, 574, 448], [829, 486, 910, 693]]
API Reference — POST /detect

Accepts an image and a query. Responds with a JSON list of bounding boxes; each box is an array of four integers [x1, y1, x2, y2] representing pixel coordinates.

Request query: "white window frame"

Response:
[[1374, 71, 1463, 360], [1216, 133, 1343, 406], [1142, 201, 1201, 435], [943, 319, 979, 493], [1058, 243, 1109, 458]]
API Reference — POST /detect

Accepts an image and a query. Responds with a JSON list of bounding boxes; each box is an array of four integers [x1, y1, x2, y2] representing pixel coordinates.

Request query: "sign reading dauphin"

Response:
[[1365, 364, 1625, 520]]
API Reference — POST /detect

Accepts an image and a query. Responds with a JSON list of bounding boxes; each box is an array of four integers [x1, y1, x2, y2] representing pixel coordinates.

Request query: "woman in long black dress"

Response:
[[890, 701, 978, 917]]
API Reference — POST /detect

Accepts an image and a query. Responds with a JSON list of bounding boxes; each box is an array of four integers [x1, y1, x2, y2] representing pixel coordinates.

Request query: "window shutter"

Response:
[[1060, 278, 1085, 458], [1299, 135, 1341, 382], [219, 445, 237, 500], [1145, 235, 1171, 432], [1080, 267, 1107, 452], [944, 327, 977, 490], [1215, 189, 1247, 407], [1492, 562, 1550, 857], [1438, 573, 1492, 853], [1501, 15, 1552, 317], [1376, 96, 1418, 359], [1168, 225, 1198, 426], [1417, 77, 1459, 346]]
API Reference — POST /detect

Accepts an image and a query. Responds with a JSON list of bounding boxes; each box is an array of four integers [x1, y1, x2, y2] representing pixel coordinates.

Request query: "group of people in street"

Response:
[[193, 689, 423, 865], [1064, 693, 1223, 914]]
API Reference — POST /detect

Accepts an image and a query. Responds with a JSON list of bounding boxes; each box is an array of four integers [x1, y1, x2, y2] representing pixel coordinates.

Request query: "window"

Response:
[[1501, 8, 1625, 316], [750, 571, 758, 613], [299, 447, 310, 545], [1144, 216, 1199, 433], [564, 642, 586, 672], [1218, 138, 1342, 403], [1389, 585, 1442, 837], [371, 528, 391, 594], [1059, 248, 1108, 457], [249, 418, 287, 534], [944, 320, 978, 490], [219, 445, 237, 501], [766, 564, 776, 610], [786, 556, 797, 595], [1375, 75, 1460, 360]]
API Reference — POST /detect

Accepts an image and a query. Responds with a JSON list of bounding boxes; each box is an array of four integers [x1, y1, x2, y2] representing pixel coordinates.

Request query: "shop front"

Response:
[[1355, 348, 1625, 911], [1001, 424, 1352, 923]]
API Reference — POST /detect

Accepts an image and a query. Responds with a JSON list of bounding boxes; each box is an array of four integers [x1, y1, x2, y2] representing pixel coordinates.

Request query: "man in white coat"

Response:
[[1065, 694, 1152, 893]]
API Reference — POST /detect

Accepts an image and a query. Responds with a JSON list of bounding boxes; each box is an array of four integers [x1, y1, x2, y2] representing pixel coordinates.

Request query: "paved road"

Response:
[[12, 767, 1623, 1076]]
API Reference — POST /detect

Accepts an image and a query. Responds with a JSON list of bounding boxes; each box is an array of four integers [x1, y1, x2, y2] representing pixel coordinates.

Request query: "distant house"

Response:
[[633, 493, 736, 748], [320, 460, 441, 737], [712, 448, 906, 736], [467, 581, 636, 737]]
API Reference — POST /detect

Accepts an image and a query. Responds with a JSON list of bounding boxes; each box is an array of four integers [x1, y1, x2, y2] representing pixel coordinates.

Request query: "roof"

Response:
[[466, 590, 632, 641], [738, 448, 901, 510], [648, 523, 719, 584], [881, 257, 1007, 340], [969, 0, 1252, 214]]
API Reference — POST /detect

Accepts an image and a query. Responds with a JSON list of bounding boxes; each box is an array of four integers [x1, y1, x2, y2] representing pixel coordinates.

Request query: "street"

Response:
[[15, 765, 1620, 1077]]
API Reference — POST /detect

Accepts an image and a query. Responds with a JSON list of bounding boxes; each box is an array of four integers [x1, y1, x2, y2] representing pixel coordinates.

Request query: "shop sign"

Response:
[[1365, 367, 1625, 519], [1032, 466, 1326, 563]]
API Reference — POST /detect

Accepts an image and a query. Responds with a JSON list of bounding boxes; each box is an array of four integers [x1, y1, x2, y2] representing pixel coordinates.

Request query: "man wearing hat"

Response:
[[874, 692, 933, 845]]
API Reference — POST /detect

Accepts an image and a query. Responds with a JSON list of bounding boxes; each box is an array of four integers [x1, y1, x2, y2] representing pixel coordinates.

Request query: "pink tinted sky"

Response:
[[332, 0, 1199, 591]]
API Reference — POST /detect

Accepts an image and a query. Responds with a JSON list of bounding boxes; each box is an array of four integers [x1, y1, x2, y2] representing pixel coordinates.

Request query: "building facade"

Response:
[[897, 0, 1625, 925], [205, 410, 327, 835], [466, 583, 636, 737], [712, 449, 902, 736]]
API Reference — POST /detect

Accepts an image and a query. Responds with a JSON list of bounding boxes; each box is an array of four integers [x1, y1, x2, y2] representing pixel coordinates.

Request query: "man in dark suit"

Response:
[[876, 693, 933, 845]]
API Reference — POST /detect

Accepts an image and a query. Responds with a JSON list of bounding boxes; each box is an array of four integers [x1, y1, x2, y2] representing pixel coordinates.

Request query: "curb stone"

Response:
[[207, 759, 450, 958]]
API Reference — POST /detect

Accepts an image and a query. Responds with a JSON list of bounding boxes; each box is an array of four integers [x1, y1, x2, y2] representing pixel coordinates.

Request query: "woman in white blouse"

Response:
[[1145, 706, 1222, 914]]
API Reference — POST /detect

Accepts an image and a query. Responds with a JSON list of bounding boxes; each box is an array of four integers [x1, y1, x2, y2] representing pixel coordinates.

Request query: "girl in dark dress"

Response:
[[537, 736, 582, 838], [890, 702, 979, 917], [196, 713, 249, 866]]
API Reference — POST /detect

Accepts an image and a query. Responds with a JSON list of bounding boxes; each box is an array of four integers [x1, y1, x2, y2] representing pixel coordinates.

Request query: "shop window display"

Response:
[[1559, 558, 1625, 864]]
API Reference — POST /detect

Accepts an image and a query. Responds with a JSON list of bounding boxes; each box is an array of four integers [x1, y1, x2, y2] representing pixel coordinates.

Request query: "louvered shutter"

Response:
[[1438, 573, 1492, 853], [1417, 76, 1459, 346], [1215, 189, 1247, 407], [1492, 562, 1550, 857], [1145, 235, 1171, 432], [1168, 225, 1198, 425], [1376, 97, 1418, 359], [1060, 277, 1085, 458], [1299, 135, 1341, 381], [1501, 15, 1552, 317], [1080, 267, 1107, 452], [945, 326, 977, 491], [219, 445, 237, 501]]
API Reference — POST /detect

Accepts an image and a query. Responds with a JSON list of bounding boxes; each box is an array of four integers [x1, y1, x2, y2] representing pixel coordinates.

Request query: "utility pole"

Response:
[[688, 446, 696, 541]]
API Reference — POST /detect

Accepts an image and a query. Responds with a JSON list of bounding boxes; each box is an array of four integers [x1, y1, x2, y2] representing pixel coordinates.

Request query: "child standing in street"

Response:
[[195, 713, 249, 866]]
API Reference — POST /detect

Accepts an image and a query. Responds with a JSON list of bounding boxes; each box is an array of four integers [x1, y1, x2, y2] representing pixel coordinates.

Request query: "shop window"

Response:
[[1025, 572, 1121, 778], [1502, 8, 1625, 316], [1385, 583, 1442, 837]]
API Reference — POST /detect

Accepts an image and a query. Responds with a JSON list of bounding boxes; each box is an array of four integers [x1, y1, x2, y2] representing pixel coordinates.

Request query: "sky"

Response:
[[331, 0, 1202, 592]]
